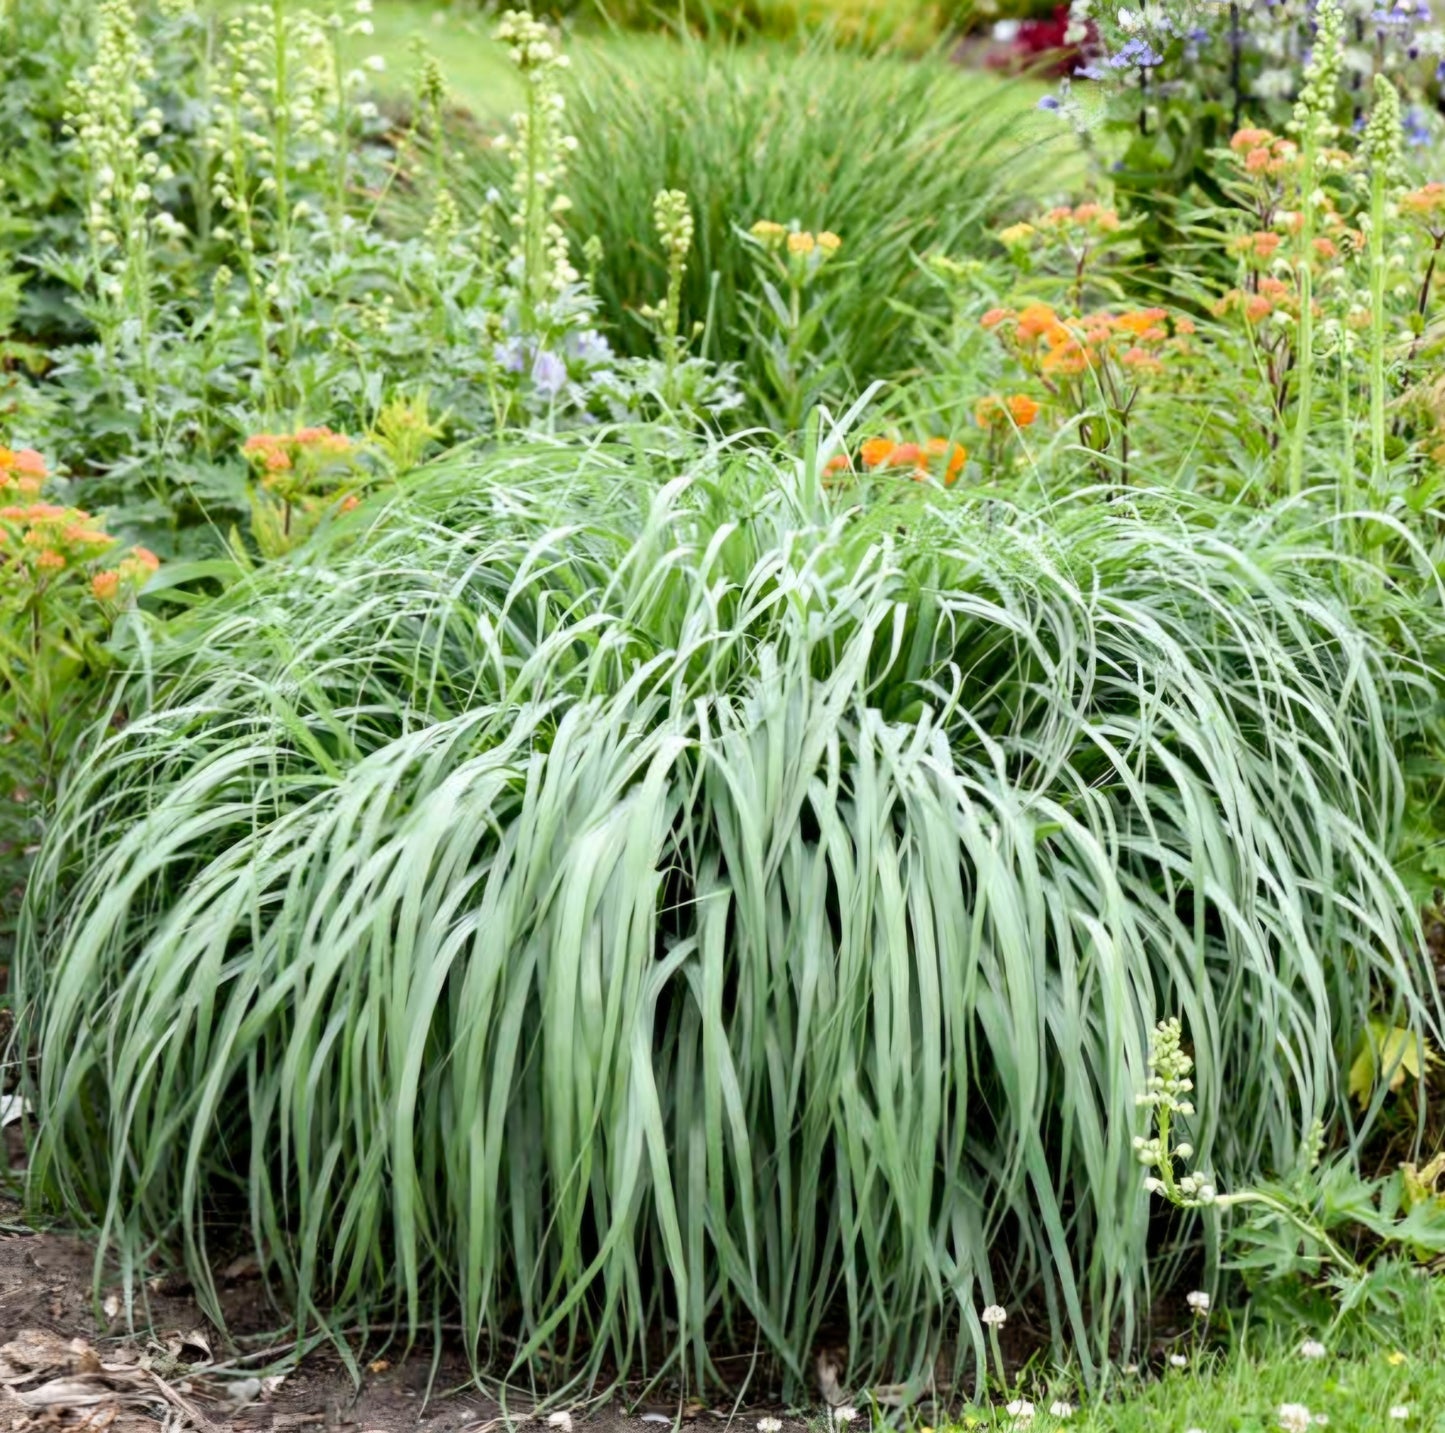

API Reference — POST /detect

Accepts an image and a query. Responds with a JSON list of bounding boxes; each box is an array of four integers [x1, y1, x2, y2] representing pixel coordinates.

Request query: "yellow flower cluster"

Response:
[[750, 220, 842, 260]]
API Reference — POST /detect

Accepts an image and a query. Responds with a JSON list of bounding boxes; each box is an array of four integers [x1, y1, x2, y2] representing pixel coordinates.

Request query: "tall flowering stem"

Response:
[[494, 10, 578, 338], [1363, 75, 1403, 495], [644, 189, 696, 405], [1136, 1018, 1360, 1277], [63, 0, 169, 424], [1285, 0, 1344, 496]]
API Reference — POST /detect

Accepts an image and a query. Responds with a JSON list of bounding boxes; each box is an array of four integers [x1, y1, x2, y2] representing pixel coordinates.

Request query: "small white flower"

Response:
[[1186, 1291, 1210, 1316], [1048, 1401, 1074, 1419], [1298, 1340, 1327, 1361], [1004, 1401, 1034, 1425], [1312, 1418, 1328, 1428], [832, 1409, 856, 1427], [1389, 1408, 1410, 1422], [1169, 1354, 1188, 1369], [545, 1416, 573, 1432], [354, 0, 374, 10], [981, 1304, 1008, 1327], [756, 1420, 782, 1433], [363, 54, 386, 72], [1278, 1405, 1312, 1433], [1122, 1364, 1139, 1375]]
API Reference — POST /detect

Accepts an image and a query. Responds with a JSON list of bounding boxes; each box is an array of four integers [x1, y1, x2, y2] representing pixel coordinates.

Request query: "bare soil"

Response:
[[0, 1190, 745, 1433], [0, 1206, 465, 1432]]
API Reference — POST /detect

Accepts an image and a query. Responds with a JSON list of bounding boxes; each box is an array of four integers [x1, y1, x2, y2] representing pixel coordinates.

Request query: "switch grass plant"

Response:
[[17, 436, 1436, 1396]]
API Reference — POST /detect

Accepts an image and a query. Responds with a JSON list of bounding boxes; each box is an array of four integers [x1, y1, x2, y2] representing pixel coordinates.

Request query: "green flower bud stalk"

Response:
[[654, 191, 693, 346], [65, 0, 161, 422], [1285, 0, 1344, 497], [1364, 75, 1403, 497], [495, 10, 578, 335]]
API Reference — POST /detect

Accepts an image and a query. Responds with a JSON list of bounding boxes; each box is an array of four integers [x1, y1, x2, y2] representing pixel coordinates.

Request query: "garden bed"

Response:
[[7, 0, 1445, 1424]]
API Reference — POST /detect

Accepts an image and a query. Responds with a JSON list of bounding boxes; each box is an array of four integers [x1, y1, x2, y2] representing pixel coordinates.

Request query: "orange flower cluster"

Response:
[[0, 447, 47, 498], [243, 426, 366, 557], [1039, 202, 1121, 235], [998, 203, 1122, 251], [1227, 127, 1301, 178], [0, 505, 156, 597], [1403, 184, 1445, 230], [982, 303, 1194, 382], [242, 426, 356, 479], [828, 436, 968, 485], [1214, 275, 1304, 325], [975, 394, 1040, 430], [1227, 211, 1360, 273], [1, 447, 158, 601], [1228, 231, 1284, 263]]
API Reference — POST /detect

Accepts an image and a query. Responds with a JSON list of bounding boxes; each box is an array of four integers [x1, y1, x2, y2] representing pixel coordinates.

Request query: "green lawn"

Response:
[[921, 1277, 1445, 1431], [342, 0, 522, 113], [317, 0, 728, 117], [913, 1271, 1445, 1427], [318, 0, 1056, 134]]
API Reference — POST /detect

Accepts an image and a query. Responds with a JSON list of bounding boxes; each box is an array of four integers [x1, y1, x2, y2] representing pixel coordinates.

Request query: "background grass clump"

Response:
[[451, 36, 1055, 422], [18, 439, 1434, 1394]]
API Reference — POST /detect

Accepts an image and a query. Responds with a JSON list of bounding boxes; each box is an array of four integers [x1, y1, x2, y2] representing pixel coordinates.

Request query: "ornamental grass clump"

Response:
[[16, 441, 1435, 1391]]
